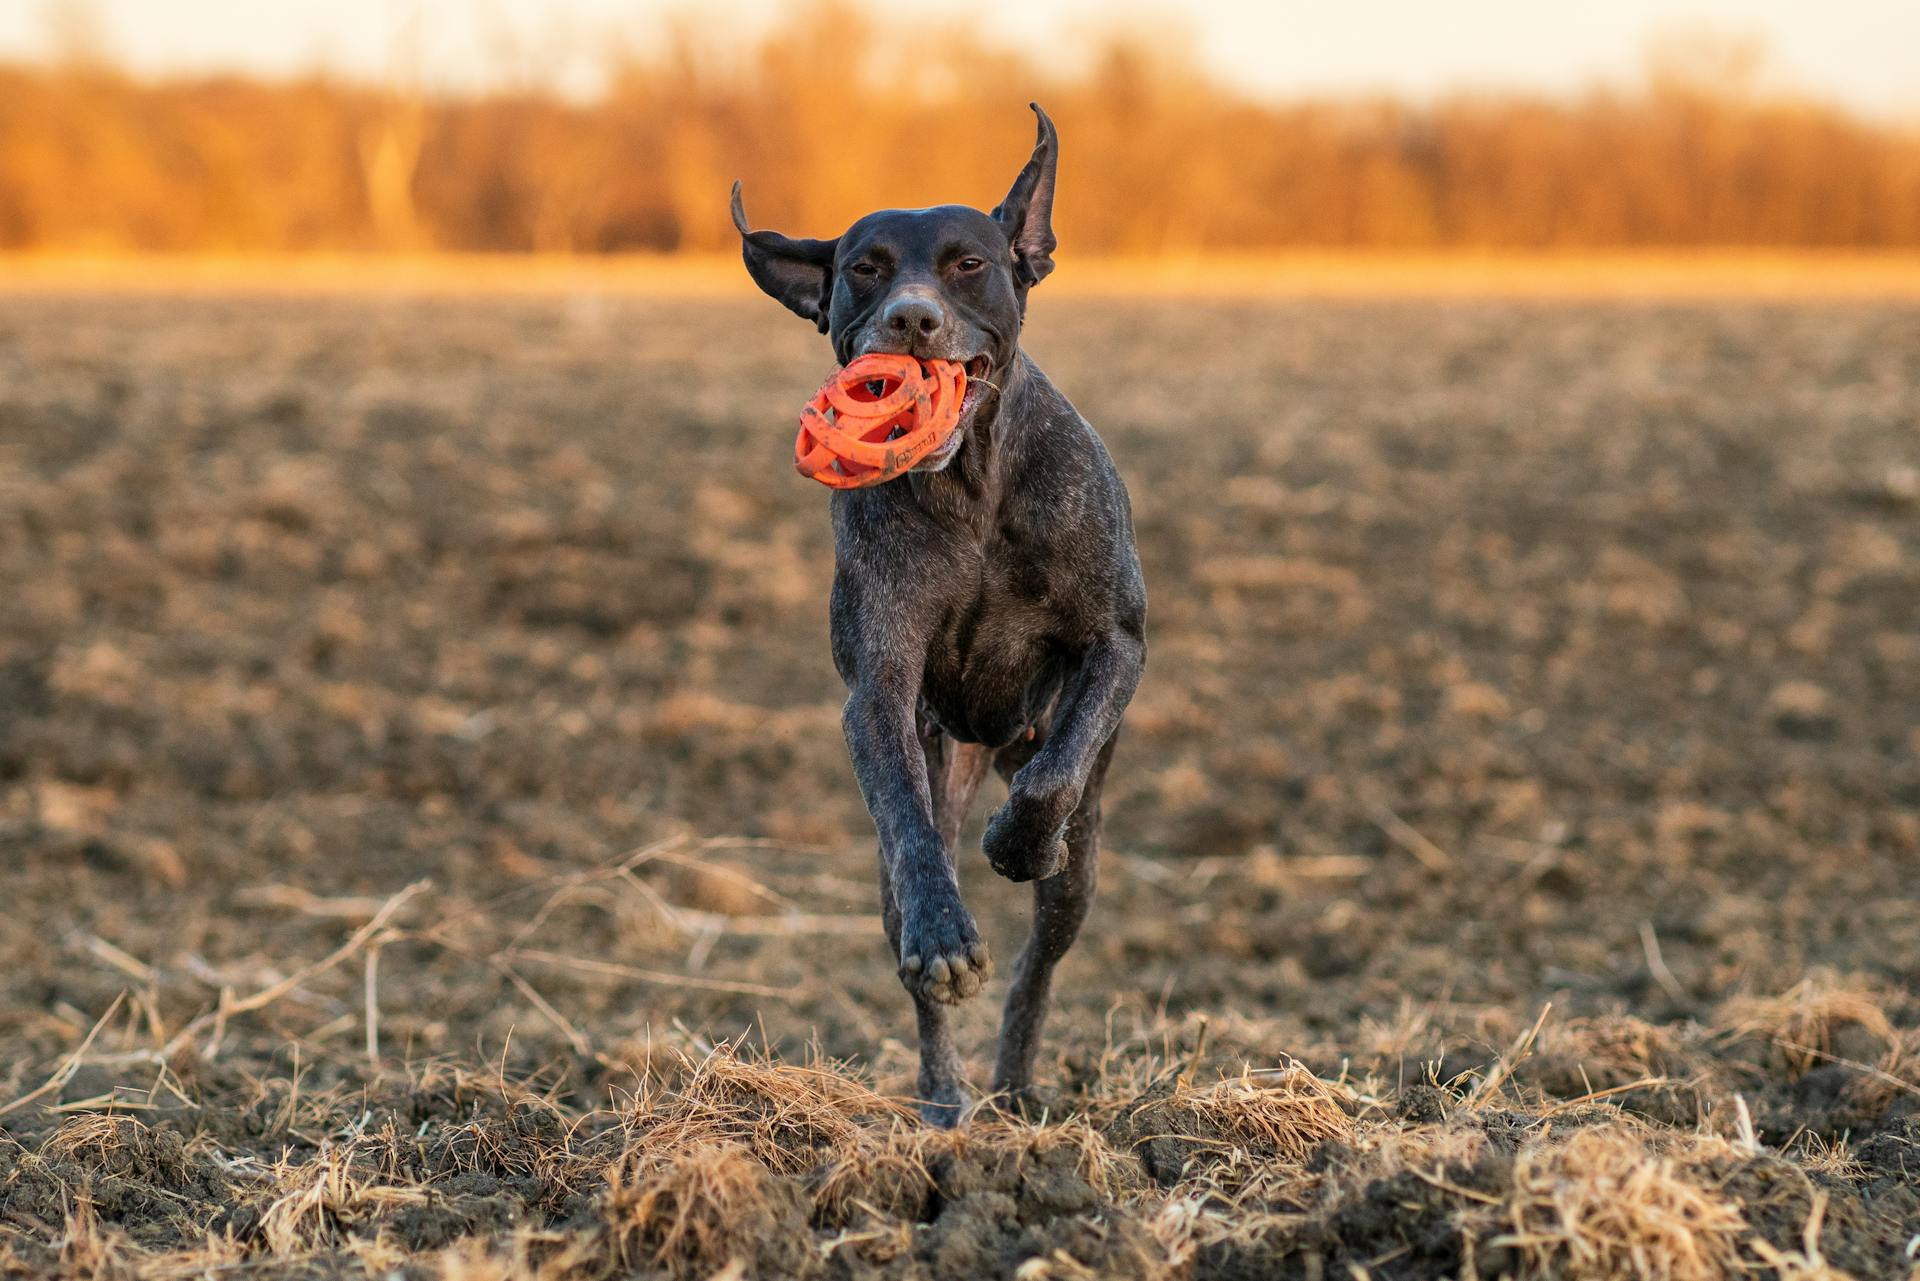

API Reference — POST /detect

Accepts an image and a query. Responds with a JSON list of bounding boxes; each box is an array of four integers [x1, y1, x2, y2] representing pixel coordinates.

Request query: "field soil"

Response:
[[1, 293, 1917, 1279]]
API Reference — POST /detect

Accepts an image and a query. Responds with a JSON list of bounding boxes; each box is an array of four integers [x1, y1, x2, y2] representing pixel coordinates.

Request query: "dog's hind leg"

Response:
[[876, 728, 993, 1127], [989, 731, 1115, 1106]]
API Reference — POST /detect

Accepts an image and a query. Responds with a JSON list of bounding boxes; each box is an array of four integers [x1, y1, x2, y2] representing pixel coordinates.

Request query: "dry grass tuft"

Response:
[[807, 1124, 936, 1227], [1716, 973, 1897, 1075], [1177, 1067, 1354, 1160], [602, 1141, 808, 1280], [945, 1111, 1141, 1204], [255, 1141, 418, 1254], [41, 1115, 190, 1186], [1337, 1116, 1493, 1184], [55, 1198, 135, 1281], [427, 1239, 520, 1281], [1105, 1063, 1354, 1196], [1495, 1125, 1749, 1281], [621, 1043, 913, 1175], [1538, 1015, 1687, 1086]]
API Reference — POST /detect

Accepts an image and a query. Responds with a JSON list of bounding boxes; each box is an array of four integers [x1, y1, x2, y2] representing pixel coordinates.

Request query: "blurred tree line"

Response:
[[3, 5, 1917, 254]]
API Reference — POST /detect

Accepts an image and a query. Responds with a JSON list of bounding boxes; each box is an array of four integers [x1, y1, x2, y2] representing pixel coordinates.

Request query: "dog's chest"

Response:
[[919, 538, 1073, 746]]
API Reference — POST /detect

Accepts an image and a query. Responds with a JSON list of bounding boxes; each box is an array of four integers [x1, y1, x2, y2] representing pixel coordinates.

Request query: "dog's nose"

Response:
[[881, 293, 946, 339]]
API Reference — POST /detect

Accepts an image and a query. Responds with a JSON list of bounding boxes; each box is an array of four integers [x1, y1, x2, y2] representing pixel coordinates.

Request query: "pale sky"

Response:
[[4, 0, 1916, 116]]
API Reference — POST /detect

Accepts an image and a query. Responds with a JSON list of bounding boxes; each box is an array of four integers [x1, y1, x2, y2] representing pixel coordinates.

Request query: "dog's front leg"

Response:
[[843, 673, 993, 1124], [845, 678, 992, 1001], [982, 631, 1145, 882]]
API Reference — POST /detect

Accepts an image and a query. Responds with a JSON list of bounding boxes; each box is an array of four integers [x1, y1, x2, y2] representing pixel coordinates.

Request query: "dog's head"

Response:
[[732, 104, 1059, 471]]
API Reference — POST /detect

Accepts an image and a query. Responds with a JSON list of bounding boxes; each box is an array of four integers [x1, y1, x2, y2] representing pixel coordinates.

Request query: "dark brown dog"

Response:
[[733, 105, 1146, 1125]]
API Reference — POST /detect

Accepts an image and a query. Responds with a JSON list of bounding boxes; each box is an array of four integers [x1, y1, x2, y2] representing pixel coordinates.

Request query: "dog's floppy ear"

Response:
[[732, 182, 837, 333], [992, 103, 1059, 288]]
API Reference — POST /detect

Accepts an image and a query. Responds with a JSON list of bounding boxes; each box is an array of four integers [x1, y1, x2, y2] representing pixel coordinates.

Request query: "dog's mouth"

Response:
[[864, 355, 990, 473], [955, 355, 993, 425], [914, 356, 990, 470]]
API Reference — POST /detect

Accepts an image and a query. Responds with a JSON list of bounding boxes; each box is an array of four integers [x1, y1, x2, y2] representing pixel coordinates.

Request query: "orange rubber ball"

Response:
[[795, 353, 967, 488]]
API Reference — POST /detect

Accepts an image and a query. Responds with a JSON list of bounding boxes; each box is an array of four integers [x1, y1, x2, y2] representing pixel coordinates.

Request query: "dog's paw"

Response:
[[899, 890, 992, 1005], [982, 787, 1073, 883]]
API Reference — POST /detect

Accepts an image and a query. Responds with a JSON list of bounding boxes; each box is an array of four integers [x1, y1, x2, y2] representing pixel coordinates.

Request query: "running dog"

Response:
[[732, 104, 1147, 1125]]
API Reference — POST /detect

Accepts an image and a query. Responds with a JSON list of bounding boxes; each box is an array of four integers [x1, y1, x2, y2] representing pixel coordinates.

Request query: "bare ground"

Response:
[[0, 293, 1917, 1279]]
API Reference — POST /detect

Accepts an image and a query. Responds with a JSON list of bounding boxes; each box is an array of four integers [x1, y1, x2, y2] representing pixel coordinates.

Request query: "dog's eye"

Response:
[[849, 262, 880, 279], [955, 257, 986, 273]]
